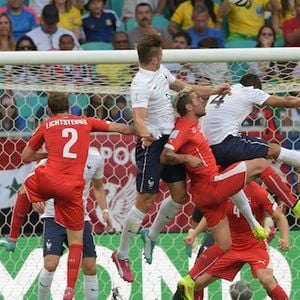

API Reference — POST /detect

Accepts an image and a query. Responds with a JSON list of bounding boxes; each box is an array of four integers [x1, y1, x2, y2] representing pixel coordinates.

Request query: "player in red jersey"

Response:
[[182, 182, 289, 300], [160, 88, 298, 300], [0, 92, 134, 300]]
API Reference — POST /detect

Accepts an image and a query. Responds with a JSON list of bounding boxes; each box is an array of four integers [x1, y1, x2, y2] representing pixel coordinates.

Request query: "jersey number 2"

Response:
[[62, 128, 78, 158]]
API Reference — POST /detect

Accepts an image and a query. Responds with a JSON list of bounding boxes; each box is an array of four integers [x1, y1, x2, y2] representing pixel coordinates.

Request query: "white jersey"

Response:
[[41, 147, 104, 221], [202, 84, 270, 145], [131, 64, 176, 139]]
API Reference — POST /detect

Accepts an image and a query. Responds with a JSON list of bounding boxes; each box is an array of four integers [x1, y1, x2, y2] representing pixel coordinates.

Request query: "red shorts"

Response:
[[207, 242, 270, 280], [24, 165, 84, 231], [192, 162, 247, 227]]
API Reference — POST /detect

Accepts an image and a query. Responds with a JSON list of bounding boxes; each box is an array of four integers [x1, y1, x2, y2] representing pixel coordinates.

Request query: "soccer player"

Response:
[[181, 182, 289, 300], [31, 147, 112, 300], [111, 34, 238, 283], [0, 92, 134, 300], [160, 89, 298, 300], [201, 73, 300, 217]]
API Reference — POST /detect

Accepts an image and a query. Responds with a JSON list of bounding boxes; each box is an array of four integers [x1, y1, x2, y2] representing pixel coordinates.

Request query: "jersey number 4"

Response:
[[62, 128, 78, 159], [210, 95, 226, 108]]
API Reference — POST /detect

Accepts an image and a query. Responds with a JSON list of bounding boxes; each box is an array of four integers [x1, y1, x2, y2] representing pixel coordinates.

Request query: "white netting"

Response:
[[0, 49, 299, 300]]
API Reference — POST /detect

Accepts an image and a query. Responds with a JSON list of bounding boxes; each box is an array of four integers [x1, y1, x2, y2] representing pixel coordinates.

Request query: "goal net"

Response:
[[0, 49, 299, 300]]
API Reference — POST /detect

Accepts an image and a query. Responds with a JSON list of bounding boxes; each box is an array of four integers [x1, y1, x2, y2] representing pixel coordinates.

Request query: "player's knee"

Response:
[[257, 270, 276, 290], [82, 260, 97, 275], [172, 191, 189, 204], [44, 258, 59, 272], [267, 143, 281, 160]]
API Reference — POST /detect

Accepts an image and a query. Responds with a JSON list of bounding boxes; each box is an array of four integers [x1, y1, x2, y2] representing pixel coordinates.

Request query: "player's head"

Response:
[[175, 88, 208, 118], [240, 74, 262, 90], [137, 35, 162, 70], [229, 280, 253, 300], [47, 92, 69, 115]]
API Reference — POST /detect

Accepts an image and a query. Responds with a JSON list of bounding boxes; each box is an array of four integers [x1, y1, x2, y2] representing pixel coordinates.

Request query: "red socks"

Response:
[[268, 284, 288, 300], [67, 244, 83, 289], [261, 166, 297, 207], [189, 245, 225, 279], [9, 193, 31, 242]]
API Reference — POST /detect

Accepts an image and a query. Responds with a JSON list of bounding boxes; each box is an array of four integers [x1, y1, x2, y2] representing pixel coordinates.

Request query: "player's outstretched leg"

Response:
[[111, 251, 134, 283], [140, 228, 156, 264]]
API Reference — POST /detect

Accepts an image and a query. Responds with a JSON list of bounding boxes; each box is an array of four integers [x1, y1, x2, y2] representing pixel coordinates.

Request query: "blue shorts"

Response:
[[135, 135, 186, 193], [211, 135, 269, 169], [42, 218, 96, 258]]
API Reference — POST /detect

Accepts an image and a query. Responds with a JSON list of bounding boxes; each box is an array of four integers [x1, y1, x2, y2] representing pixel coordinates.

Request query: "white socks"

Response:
[[38, 268, 54, 300], [117, 205, 145, 259], [148, 198, 183, 241], [278, 147, 300, 168], [230, 190, 260, 229], [84, 275, 98, 300]]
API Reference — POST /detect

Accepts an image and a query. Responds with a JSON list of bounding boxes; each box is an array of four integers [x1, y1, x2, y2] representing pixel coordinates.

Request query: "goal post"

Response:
[[0, 49, 300, 300]]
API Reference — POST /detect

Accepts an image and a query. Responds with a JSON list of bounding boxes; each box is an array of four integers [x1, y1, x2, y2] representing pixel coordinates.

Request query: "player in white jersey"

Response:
[[110, 35, 268, 284], [202, 73, 300, 218], [31, 147, 112, 300]]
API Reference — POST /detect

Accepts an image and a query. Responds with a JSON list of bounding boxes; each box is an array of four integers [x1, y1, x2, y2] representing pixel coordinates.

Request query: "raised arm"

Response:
[[264, 95, 300, 108]]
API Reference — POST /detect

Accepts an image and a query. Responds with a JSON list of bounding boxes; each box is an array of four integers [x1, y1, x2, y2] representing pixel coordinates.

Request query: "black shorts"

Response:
[[42, 218, 96, 258], [135, 135, 186, 193], [211, 134, 269, 169]]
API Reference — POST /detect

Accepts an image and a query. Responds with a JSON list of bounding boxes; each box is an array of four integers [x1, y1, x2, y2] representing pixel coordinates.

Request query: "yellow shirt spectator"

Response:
[[58, 6, 82, 33], [171, 0, 221, 30], [227, 0, 269, 39]]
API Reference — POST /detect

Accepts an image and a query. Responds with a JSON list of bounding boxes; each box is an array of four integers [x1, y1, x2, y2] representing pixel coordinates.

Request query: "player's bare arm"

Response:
[[272, 207, 290, 251], [170, 80, 231, 96], [161, 148, 204, 167], [92, 178, 113, 231], [107, 122, 135, 135], [264, 95, 300, 108], [21, 145, 48, 163], [184, 217, 208, 247]]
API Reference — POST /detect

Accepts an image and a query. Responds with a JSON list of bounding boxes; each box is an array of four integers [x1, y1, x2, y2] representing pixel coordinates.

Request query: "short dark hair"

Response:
[[240, 74, 262, 90], [135, 2, 153, 13], [137, 35, 162, 65], [173, 31, 192, 46], [47, 92, 69, 114], [16, 36, 37, 51], [175, 90, 193, 117]]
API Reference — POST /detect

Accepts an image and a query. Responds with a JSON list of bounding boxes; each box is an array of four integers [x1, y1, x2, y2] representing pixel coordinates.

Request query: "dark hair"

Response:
[[135, 2, 153, 13], [256, 25, 276, 47], [191, 0, 217, 24], [59, 33, 74, 42], [47, 92, 69, 113], [175, 90, 192, 116], [173, 31, 192, 46], [0, 93, 17, 120], [16, 36, 37, 51], [240, 74, 262, 90], [116, 95, 127, 105], [198, 37, 218, 48], [137, 35, 162, 65]]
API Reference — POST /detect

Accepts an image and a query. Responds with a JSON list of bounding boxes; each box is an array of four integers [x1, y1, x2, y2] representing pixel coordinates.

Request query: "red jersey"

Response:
[[283, 18, 300, 47], [166, 117, 219, 182], [227, 182, 277, 250], [28, 115, 109, 179]]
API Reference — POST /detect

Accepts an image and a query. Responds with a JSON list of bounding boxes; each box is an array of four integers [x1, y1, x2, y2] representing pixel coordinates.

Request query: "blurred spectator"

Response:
[[96, 31, 138, 85], [248, 25, 279, 80], [272, 0, 295, 35], [128, 2, 172, 48], [26, 4, 81, 50], [16, 35, 38, 51], [82, 0, 117, 43], [0, 13, 15, 51], [84, 94, 110, 119], [283, 0, 300, 46], [29, 0, 50, 17], [109, 95, 133, 124], [121, 0, 166, 22], [166, 0, 186, 15], [193, 37, 231, 84], [0, 0, 38, 41], [168, 0, 221, 35], [219, 0, 279, 41], [164, 31, 197, 83], [187, 4, 224, 48], [0, 92, 27, 131], [50, 0, 82, 40]]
